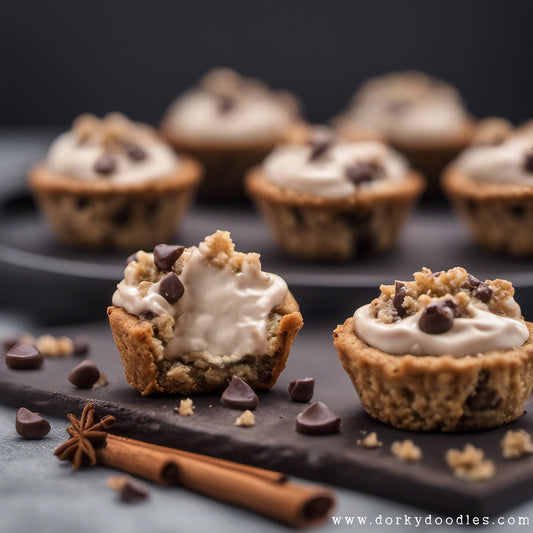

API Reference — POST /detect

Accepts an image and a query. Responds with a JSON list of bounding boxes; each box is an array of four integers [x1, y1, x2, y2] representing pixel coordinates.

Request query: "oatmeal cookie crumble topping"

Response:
[[390, 440, 422, 462], [500, 429, 533, 459], [235, 410, 255, 427], [446, 444, 495, 481], [356, 432, 382, 448]]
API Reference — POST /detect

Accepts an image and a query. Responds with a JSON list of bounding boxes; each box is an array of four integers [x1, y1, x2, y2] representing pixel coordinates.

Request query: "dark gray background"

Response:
[[2, 0, 533, 127]]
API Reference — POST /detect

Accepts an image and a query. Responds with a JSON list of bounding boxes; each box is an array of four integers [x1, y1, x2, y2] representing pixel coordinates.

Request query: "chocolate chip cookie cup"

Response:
[[108, 231, 303, 395], [245, 131, 424, 261], [161, 68, 307, 201], [29, 113, 202, 250], [333, 267, 533, 431], [443, 127, 533, 256]]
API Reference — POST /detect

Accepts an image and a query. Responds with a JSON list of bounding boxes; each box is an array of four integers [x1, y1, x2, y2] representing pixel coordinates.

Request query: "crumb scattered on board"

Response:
[[391, 440, 422, 462], [446, 444, 495, 481], [357, 432, 382, 448], [235, 410, 255, 427], [107, 476, 127, 491], [175, 398, 194, 416], [501, 429, 533, 459]]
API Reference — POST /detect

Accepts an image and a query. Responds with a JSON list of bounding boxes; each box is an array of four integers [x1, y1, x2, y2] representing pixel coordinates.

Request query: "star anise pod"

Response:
[[54, 403, 116, 470]]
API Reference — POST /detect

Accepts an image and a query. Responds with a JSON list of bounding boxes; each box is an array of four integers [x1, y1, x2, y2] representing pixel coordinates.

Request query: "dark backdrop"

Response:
[[2, 0, 533, 127]]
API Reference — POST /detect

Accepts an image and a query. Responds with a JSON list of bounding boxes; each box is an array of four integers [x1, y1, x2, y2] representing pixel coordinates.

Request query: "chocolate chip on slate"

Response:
[[68, 360, 100, 388], [221, 376, 258, 410], [466, 386, 501, 411], [393, 281, 407, 318], [289, 378, 315, 403], [72, 336, 90, 356], [418, 302, 454, 334], [524, 148, 533, 173], [125, 253, 137, 265], [5, 343, 44, 370], [125, 143, 147, 162], [94, 153, 117, 175], [121, 477, 150, 503], [308, 134, 334, 161], [15, 407, 51, 439], [2, 334, 19, 351], [159, 273, 184, 304], [345, 162, 378, 186], [153, 244, 185, 271], [296, 401, 341, 436]]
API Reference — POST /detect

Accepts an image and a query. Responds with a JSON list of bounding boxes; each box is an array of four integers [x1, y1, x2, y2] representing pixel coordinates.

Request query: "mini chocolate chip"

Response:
[[466, 386, 501, 411], [15, 407, 51, 439], [153, 244, 185, 271], [308, 135, 334, 161], [295, 401, 341, 435], [418, 302, 454, 334], [443, 298, 459, 316], [72, 336, 90, 356], [125, 253, 137, 265], [5, 343, 44, 370], [463, 274, 481, 290], [2, 334, 19, 351], [68, 360, 100, 388], [125, 143, 147, 162], [345, 162, 379, 186], [159, 272, 184, 304], [393, 281, 407, 318], [474, 284, 493, 303], [94, 153, 117, 175], [289, 377, 315, 403], [221, 376, 258, 409], [511, 205, 525, 218], [216, 94, 236, 114], [524, 148, 533, 173], [139, 311, 155, 321], [121, 477, 150, 503]]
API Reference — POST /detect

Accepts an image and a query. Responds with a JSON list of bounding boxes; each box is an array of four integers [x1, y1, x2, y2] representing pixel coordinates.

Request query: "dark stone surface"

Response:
[[1, 320, 533, 516]]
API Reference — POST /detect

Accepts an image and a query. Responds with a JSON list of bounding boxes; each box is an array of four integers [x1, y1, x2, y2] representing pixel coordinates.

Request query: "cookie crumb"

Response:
[[357, 432, 382, 448], [175, 398, 194, 416], [391, 439, 422, 462], [501, 429, 533, 459], [35, 334, 74, 357], [235, 410, 255, 427], [446, 444, 495, 480], [107, 476, 126, 491]]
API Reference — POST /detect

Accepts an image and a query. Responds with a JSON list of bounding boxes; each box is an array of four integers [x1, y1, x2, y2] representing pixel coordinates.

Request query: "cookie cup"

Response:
[[28, 156, 202, 250], [108, 291, 303, 396], [443, 167, 533, 256], [161, 121, 309, 201], [245, 168, 424, 261], [333, 318, 533, 431]]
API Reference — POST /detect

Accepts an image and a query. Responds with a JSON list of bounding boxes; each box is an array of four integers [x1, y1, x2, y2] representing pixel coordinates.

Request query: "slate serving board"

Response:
[[1, 319, 533, 516]]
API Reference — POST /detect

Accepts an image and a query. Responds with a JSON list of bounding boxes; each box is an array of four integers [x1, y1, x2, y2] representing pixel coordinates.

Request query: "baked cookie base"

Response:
[[245, 168, 424, 262], [107, 292, 303, 396], [444, 168, 533, 256], [28, 157, 202, 250], [333, 318, 533, 431]]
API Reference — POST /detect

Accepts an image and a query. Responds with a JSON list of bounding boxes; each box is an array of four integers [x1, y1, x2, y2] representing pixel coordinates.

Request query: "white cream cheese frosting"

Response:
[[164, 68, 297, 144], [343, 71, 470, 143], [353, 303, 529, 357], [112, 236, 288, 359], [46, 113, 179, 184], [262, 140, 408, 199], [455, 135, 533, 186]]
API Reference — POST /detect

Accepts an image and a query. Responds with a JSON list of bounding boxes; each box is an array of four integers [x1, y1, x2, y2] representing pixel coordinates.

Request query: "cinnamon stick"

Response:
[[101, 434, 335, 527]]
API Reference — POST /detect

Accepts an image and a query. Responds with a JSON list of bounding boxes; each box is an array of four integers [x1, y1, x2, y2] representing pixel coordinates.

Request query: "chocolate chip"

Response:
[[345, 162, 379, 186], [125, 253, 137, 265], [2, 334, 19, 351], [393, 281, 407, 318], [72, 336, 90, 356], [221, 376, 258, 410], [121, 477, 150, 503], [15, 407, 51, 439], [68, 360, 100, 388], [139, 311, 155, 321], [216, 94, 236, 114], [524, 148, 533, 172], [464, 274, 481, 290], [153, 244, 185, 271], [466, 386, 501, 411], [159, 272, 184, 304], [125, 143, 147, 162], [5, 344, 44, 370], [474, 284, 493, 303], [308, 134, 334, 161], [511, 205, 525, 218], [289, 378, 315, 403], [295, 401, 341, 435], [418, 302, 454, 334], [94, 153, 117, 175]]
